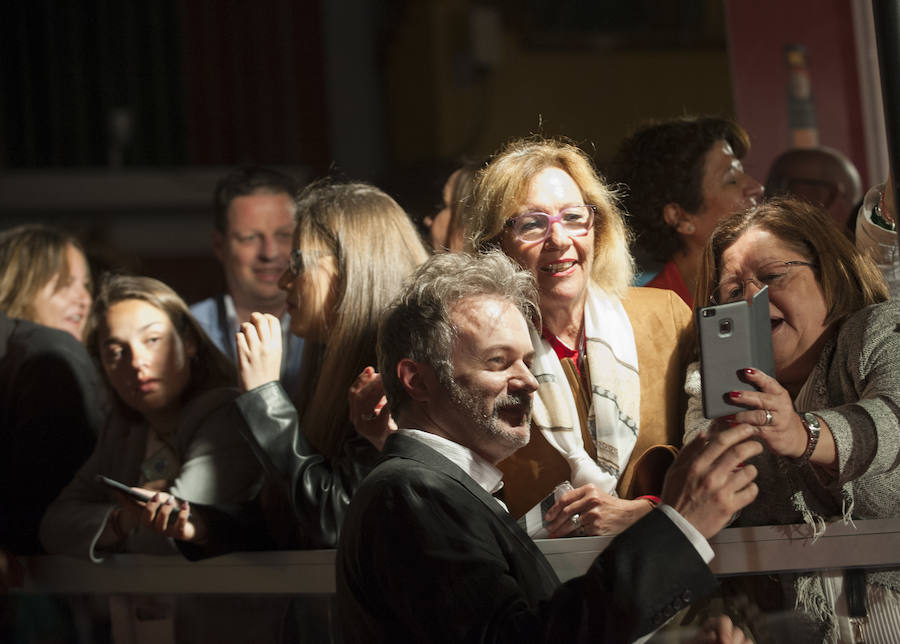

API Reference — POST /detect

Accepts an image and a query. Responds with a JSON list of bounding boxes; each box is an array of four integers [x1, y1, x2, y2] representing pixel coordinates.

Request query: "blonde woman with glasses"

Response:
[[458, 136, 696, 538]]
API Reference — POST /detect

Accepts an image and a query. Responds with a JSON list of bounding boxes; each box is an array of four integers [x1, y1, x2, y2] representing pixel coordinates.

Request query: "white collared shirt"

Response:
[[398, 428, 507, 511]]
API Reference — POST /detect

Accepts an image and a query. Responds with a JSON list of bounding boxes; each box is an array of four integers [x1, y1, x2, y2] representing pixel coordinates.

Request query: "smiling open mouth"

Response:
[[540, 260, 576, 273], [494, 394, 533, 427]]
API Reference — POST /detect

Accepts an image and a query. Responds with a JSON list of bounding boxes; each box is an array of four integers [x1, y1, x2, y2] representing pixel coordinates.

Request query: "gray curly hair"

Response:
[[378, 250, 539, 416]]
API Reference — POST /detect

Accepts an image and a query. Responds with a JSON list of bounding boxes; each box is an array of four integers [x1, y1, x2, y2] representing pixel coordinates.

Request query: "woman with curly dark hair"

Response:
[[609, 115, 764, 308]]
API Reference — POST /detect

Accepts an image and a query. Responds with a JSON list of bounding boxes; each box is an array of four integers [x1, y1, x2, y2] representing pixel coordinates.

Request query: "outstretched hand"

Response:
[[348, 367, 397, 451], [661, 424, 761, 539], [236, 312, 283, 392]]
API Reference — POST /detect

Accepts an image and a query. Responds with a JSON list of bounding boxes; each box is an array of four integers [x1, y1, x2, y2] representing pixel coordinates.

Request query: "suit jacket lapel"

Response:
[[381, 433, 554, 566]]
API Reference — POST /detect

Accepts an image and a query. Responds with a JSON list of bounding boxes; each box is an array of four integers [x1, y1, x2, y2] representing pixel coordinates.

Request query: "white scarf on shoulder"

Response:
[[529, 285, 641, 494]]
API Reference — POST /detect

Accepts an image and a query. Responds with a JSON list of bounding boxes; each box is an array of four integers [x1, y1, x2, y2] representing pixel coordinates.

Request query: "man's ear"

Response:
[[396, 358, 437, 403], [212, 230, 226, 264], [662, 203, 696, 235]]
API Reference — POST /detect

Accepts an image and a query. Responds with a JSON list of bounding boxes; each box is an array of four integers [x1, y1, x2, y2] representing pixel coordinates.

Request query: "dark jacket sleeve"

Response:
[[234, 382, 379, 549], [339, 463, 717, 644], [560, 509, 718, 641], [1, 324, 105, 553]]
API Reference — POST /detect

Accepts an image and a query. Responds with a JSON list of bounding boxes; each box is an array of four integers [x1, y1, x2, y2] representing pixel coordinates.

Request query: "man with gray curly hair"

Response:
[[338, 250, 760, 643]]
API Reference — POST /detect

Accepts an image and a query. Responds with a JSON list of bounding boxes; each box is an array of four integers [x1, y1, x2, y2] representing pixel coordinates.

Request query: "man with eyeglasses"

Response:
[[190, 166, 305, 392]]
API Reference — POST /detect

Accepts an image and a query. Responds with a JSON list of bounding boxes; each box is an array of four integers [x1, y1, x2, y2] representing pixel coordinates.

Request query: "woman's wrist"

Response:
[[790, 412, 821, 464]]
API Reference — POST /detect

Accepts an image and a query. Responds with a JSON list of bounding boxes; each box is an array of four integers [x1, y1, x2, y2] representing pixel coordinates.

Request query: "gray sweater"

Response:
[[685, 299, 900, 632]]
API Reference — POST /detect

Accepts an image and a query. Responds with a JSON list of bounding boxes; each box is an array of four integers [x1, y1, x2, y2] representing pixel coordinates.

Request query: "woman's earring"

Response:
[[683, 222, 696, 235]]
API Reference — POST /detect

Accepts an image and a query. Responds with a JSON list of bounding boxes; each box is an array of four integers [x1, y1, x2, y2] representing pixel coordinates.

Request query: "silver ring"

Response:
[[763, 409, 773, 426], [361, 412, 377, 422], [571, 513, 581, 529]]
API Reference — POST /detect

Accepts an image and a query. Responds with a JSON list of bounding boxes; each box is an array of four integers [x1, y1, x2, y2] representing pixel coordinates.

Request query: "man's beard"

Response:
[[445, 377, 532, 451]]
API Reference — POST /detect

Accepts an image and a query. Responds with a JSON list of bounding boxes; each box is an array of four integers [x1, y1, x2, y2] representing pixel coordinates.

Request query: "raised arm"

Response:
[[235, 382, 379, 548]]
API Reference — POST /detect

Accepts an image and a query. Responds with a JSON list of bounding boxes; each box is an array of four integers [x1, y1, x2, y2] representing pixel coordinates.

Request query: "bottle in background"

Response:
[[785, 44, 819, 147]]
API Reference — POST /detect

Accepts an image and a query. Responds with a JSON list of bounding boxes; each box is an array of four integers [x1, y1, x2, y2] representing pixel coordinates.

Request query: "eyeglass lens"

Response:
[[715, 261, 807, 304], [510, 206, 594, 242]]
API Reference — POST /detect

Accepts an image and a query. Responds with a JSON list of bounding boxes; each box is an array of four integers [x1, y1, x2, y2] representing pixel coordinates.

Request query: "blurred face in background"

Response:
[[426, 169, 464, 252], [214, 191, 295, 311], [31, 243, 92, 341], [688, 140, 764, 243]]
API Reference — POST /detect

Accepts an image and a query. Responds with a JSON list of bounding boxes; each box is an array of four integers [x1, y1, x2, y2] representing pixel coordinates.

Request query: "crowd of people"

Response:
[[2, 117, 899, 643]]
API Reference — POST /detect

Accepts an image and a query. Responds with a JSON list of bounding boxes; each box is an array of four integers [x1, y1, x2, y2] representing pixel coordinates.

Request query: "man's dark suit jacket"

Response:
[[337, 432, 718, 643], [0, 313, 104, 553]]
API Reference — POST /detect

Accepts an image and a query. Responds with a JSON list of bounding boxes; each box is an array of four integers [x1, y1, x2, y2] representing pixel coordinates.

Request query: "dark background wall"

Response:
[[0, 0, 875, 302]]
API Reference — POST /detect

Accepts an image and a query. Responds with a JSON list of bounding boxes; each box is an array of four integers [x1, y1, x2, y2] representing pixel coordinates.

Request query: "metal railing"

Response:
[[15, 518, 900, 595]]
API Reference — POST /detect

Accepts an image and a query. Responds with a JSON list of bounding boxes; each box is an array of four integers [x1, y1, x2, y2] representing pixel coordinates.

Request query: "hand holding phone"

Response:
[[96, 474, 193, 535], [95, 475, 153, 503]]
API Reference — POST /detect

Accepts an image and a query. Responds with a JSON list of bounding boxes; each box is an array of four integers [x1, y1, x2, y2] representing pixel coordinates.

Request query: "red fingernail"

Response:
[[723, 414, 736, 421], [729, 391, 742, 399], [744, 368, 755, 375], [737, 462, 745, 468]]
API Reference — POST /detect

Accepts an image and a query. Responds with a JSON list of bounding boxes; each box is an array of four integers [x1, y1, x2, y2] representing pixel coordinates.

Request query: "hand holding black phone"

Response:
[[95, 474, 153, 502], [96, 474, 191, 531]]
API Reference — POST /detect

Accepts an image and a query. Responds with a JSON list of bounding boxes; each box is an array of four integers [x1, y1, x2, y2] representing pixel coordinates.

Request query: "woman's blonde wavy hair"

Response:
[[465, 136, 634, 298]]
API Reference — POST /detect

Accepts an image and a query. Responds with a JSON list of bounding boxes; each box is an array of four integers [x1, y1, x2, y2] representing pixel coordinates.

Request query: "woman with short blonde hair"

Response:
[[463, 136, 693, 537], [468, 137, 634, 297]]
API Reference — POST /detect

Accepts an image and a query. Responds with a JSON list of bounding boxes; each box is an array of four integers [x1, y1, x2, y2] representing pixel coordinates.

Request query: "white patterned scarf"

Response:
[[528, 284, 641, 494]]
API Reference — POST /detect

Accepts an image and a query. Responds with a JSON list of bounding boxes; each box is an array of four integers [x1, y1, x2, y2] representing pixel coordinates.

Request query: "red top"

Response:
[[645, 259, 693, 309], [541, 327, 587, 387]]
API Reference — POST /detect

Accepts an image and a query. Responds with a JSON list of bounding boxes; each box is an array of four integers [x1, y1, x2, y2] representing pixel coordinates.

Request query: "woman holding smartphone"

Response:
[[685, 198, 899, 642], [40, 274, 259, 559], [39, 275, 262, 643]]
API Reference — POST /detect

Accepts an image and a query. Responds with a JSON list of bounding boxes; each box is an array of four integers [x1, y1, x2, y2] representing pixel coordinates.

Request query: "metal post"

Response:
[[873, 0, 900, 197]]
